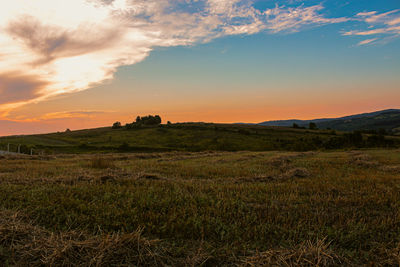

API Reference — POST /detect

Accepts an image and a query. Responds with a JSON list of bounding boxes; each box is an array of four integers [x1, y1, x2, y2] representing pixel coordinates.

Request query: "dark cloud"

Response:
[[6, 16, 122, 64], [0, 73, 47, 104]]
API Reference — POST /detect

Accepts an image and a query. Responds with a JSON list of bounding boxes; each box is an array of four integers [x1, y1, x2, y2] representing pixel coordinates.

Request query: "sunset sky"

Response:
[[0, 0, 399, 136]]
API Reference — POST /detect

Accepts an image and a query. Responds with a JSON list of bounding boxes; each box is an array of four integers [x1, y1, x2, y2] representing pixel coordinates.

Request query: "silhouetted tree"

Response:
[[112, 122, 122, 129], [293, 123, 299, 129], [125, 115, 162, 129], [135, 115, 162, 125]]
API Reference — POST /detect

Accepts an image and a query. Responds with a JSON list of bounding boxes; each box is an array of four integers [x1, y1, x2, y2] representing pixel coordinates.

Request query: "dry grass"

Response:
[[379, 165, 400, 174], [242, 239, 342, 267], [1, 150, 400, 265], [0, 210, 169, 266], [0, 210, 214, 266], [283, 168, 311, 179], [90, 156, 116, 169], [350, 153, 379, 168]]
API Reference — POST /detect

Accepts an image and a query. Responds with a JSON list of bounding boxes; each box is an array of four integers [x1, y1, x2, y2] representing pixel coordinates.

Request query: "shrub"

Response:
[[112, 122, 122, 129]]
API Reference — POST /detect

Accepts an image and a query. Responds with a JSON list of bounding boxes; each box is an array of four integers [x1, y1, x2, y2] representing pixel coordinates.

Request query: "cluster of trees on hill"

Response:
[[112, 115, 162, 129]]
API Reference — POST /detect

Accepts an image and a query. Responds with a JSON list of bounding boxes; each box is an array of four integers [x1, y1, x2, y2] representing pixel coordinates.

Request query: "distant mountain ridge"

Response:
[[259, 109, 400, 133]]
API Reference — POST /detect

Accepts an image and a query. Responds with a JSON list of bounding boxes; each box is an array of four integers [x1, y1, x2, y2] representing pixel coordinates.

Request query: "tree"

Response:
[[155, 115, 162, 124], [112, 121, 122, 129], [292, 123, 299, 129], [309, 122, 317, 130], [134, 115, 162, 126], [65, 128, 71, 132]]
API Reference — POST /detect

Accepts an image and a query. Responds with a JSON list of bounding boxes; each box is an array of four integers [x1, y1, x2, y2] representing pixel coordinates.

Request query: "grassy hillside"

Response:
[[1, 123, 400, 154], [1, 150, 399, 265], [317, 110, 400, 132], [260, 109, 400, 133]]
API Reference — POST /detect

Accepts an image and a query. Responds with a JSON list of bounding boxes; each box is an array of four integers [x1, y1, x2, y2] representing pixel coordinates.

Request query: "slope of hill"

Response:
[[1, 123, 399, 154], [259, 109, 400, 133]]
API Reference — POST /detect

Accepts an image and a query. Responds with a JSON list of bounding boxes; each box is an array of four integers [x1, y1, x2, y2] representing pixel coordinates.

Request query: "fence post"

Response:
[[18, 144, 21, 154], [7, 143, 10, 152], [31, 149, 33, 156]]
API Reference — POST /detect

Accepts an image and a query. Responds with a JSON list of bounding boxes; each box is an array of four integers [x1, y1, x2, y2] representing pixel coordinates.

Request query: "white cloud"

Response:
[[357, 38, 378, 46], [264, 4, 348, 33], [0, 0, 348, 115], [344, 9, 400, 43]]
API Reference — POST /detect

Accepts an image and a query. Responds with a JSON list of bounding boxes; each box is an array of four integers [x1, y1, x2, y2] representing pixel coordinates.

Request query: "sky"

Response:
[[0, 0, 399, 136]]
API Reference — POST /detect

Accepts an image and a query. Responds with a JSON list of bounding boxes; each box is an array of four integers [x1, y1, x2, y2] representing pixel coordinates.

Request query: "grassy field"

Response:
[[1, 149, 399, 266], [1, 123, 399, 154]]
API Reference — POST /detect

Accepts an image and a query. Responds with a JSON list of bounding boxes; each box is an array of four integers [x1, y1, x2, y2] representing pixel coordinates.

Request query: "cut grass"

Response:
[[0, 150, 399, 265]]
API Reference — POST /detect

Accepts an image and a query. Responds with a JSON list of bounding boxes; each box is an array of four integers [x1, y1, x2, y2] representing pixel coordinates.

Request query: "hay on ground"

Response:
[[242, 239, 342, 267], [0, 210, 170, 266]]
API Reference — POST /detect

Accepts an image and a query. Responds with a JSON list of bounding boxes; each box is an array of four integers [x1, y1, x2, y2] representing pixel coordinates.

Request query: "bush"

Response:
[[112, 122, 122, 129]]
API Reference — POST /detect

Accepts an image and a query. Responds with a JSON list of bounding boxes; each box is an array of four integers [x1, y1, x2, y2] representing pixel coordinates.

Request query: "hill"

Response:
[[1, 122, 399, 154], [259, 109, 400, 133]]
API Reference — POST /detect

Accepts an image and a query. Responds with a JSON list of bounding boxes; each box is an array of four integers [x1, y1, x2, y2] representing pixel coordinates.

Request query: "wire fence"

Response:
[[0, 143, 37, 155]]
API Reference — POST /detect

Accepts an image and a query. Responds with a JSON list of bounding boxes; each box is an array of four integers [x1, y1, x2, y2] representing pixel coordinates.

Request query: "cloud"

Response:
[[0, 73, 48, 105], [357, 38, 378, 46], [7, 110, 110, 123], [0, 0, 347, 115], [35, 110, 109, 121], [344, 9, 400, 44], [264, 4, 348, 33], [356, 10, 399, 24]]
